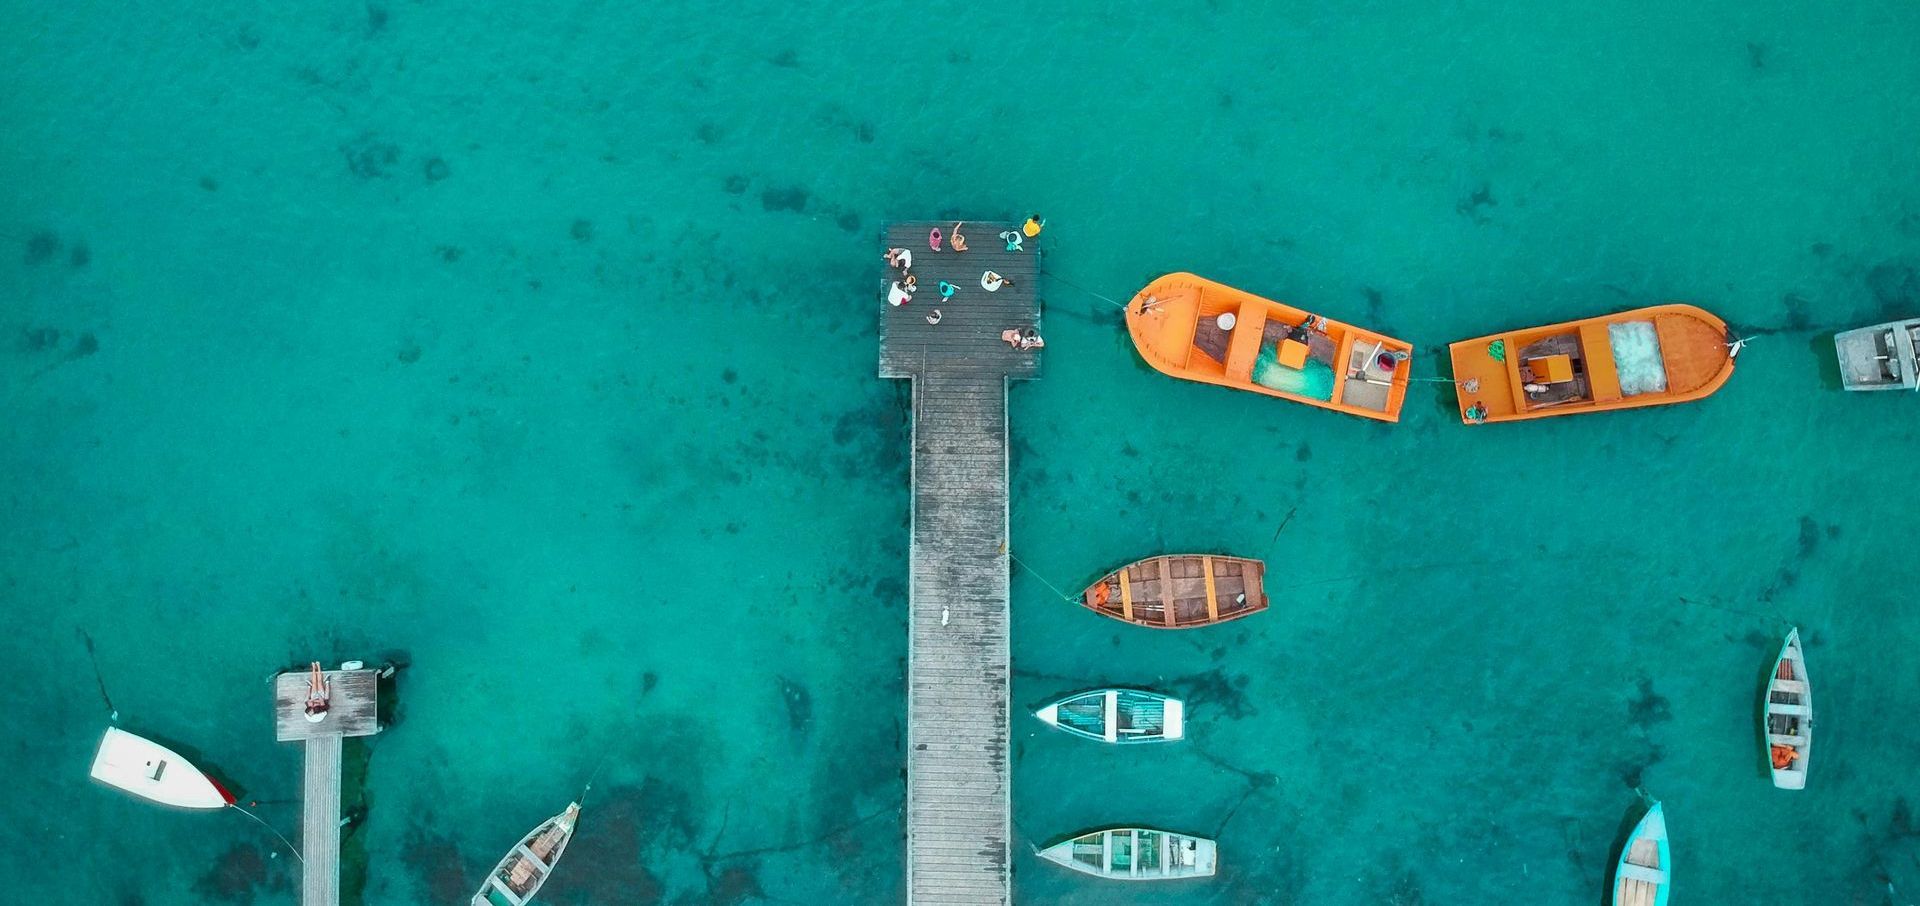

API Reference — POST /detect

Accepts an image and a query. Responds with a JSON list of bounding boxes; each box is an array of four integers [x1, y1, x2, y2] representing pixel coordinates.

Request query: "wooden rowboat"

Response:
[[1834, 318, 1920, 391], [1035, 689, 1185, 744], [1763, 628, 1812, 789], [1126, 273, 1413, 421], [1448, 304, 1738, 423], [89, 727, 234, 810], [473, 802, 580, 906], [1037, 827, 1216, 881], [1081, 554, 1266, 629], [1611, 802, 1670, 906]]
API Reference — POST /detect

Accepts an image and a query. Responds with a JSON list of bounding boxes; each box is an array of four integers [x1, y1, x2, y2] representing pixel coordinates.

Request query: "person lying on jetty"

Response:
[[949, 223, 968, 252], [884, 247, 912, 271], [304, 662, 331, 723]]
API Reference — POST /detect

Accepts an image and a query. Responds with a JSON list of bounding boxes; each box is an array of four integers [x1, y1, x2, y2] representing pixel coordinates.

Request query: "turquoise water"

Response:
[[4, 2, 1919, 903]]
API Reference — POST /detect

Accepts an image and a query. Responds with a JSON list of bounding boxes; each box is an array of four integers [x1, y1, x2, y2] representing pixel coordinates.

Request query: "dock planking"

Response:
[[878, 220, 1040, 905], [274, 666, 382, 906]]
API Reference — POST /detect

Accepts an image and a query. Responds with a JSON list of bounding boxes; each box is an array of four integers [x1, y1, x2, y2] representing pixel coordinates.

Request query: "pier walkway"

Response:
[[878, 220, 1041, 905], [274, 665, 381, 906]]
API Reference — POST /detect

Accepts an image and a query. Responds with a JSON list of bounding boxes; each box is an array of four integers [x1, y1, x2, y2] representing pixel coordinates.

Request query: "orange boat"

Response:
[[1126, 273, 1413, 422], [1081, 554, 1266, 629], [1447, 304, 1739, 424]]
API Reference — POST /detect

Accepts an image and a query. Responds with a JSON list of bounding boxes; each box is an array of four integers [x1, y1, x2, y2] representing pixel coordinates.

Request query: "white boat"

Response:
[[1611, 802, 1670, 906], [89, 727, 233, 810], [1763, 628, 1812, 790], [473, 802, 581, 906], [1834, 318, 1920, 390], [1036, 827, 1216, 881], [1035, 688, 1185, 744]]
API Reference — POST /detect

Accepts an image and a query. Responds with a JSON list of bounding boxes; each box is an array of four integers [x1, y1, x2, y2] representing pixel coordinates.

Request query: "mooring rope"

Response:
[[1042, 271, 1130, 310], [1001, 542, 1080, 603], [231, 802, 305, 865]]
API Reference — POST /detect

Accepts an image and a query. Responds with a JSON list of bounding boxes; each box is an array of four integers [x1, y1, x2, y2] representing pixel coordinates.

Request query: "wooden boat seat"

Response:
[[1768, 733, 1804, 746], [1618, 863, 1666, 884], [1769, 702, 1811, 717], [1771, 678, 1808, 694], [1577, 323, 1622, 402], [1223, 302, 1267, 381]]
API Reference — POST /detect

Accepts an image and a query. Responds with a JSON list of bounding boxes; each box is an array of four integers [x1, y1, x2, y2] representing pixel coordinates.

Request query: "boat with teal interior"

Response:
[[1611, 801, 1670, 906], [1037, 827, 1217, 881], [1035, 688, 1185, 744]]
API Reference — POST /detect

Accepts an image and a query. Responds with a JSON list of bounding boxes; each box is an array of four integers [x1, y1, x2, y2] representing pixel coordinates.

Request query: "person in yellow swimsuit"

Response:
[[1022, 214, 1045, 237]]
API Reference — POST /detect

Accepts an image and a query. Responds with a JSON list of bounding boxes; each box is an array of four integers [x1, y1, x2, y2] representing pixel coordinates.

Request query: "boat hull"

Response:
[[1611, 802, 1670, 906], [89, 727, 233, 810], [1449, 303, 1735, 423], [1081, 554, 1266, 629], [1037, 827, 1217, 881], [473, 803, 581, 906], [1126, 273, 1413, 421], [1763, 628, 1812, 790], [1834, 319, 1920, 391], [1035, 688, 1186, 744]]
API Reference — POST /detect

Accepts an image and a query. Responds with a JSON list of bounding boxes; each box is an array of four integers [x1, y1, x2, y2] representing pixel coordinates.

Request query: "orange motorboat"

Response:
[[1448, 304, 1739, 424], [1126, 273, 1413, 422], [1082, 554, 1266, 629]]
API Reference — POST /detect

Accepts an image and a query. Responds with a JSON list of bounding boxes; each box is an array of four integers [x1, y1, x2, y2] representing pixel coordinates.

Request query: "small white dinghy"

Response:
[[473, 802, 581, 906], [89, 727, 233, 810], [1763, 628, 1812, 790], [1035, 688, 1185, 744], [1037, 827, 1216, 881]]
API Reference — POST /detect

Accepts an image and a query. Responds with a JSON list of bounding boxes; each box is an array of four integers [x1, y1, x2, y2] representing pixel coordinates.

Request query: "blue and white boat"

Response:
[[1035, 689, 1184, 744], [1611, 802, 1670, 906]]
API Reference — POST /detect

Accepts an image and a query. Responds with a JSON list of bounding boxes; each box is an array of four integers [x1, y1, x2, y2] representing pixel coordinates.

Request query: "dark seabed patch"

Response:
[[571, 219, 595, 242], [723, 174, 748, 195], [1456, 183, 1496, 222], [1626, 677, 1672, 727], [761, 187, 809, 213], [777, 675, 812, 734], [1176, 667, 1255, 719], [401, 825, 468, 904], [193, 842, 289, 903], [69, 243, 90, 268], [423, 156, 450, 182], [24, 230, 59, 264], [341, 134, 401, 179]]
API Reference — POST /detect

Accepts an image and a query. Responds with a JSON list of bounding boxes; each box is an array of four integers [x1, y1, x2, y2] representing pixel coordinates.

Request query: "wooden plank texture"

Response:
[[275, 669, 380, 741], [301, 735, 343, 906], [880, 220, 1039, 906]]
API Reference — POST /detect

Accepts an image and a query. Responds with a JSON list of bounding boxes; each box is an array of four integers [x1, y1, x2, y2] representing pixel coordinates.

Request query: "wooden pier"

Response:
[[274, 665, 382, 906], [879, 220, 1041, 905]]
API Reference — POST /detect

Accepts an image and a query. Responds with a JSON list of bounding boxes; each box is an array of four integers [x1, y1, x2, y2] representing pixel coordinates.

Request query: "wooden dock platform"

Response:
[[878, 220, 1041, 906], [274, 665, 382, 906]]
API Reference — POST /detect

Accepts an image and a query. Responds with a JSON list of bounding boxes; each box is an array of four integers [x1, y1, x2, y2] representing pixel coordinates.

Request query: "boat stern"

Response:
[[1160, 698, 1185, 741], [1191, 838, 1219, 877]]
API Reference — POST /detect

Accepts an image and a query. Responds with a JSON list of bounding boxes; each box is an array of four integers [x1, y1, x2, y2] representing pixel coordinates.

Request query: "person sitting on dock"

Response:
[[1022, 214, 1045, 238], [304, 661, 331, 723], [981, 271, 1012, 292], [1001, 326, 1044, 350], [949, 222, 968, 252], [884, 247, 912, 271], [888, 280, 914, 307], [998, 230, 1024, 252], [938, 280, 957, 299]]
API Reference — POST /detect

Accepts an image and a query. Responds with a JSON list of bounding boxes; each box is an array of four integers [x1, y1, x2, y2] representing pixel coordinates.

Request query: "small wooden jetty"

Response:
[[274, 666, 381, 906], [879, 220, 1041, 905]]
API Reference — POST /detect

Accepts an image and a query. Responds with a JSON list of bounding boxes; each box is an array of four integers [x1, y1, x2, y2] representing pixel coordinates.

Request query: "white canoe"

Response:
[[1763, 628, 1812, 790], [1037, 827, 1216, 881], [89, 727, 233, 810], [473, 802, 581, 906]]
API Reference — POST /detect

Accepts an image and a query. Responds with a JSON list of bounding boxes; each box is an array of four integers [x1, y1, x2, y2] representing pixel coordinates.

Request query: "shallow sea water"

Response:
[[4, 3, 1919, 904]]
